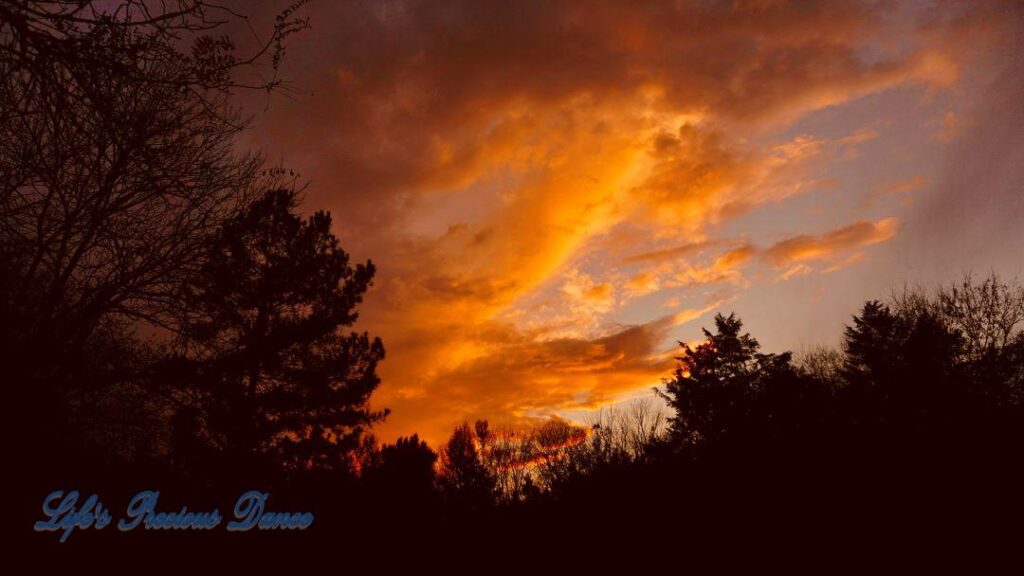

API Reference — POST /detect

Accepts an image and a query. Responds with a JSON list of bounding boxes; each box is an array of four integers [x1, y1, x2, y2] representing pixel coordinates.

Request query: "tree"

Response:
[[795, 345, 844, 382], [840, 301, 972, 430], [437, 422, 496, 511], [658, 313, 792, 447], [172, 188, 387, 473], [371, 435, 438, 491], [891, 274, 1024, 359], [841, 301, 903, 389], [363, 435, 440, 519], [890, 275, 1024, 405], [0, 1, 309, 425]]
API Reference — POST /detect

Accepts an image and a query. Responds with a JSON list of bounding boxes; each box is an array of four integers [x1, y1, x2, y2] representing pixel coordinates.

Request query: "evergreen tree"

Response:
[[842, 301, 903, 388], [176, 188, 387, 472], [370, 434, 438, 493], [659, 313, 792, 446], [364, 434, 440, 519]]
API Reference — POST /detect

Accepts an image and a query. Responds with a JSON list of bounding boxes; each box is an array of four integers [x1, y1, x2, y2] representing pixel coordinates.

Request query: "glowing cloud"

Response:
[[236, 0, 1016, 443], [761, 218, 900, 267]]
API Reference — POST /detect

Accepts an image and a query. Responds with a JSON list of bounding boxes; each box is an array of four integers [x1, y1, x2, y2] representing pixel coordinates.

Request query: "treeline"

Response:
[[267, 276, 1024, 554], [371, 276, 1024, 523]]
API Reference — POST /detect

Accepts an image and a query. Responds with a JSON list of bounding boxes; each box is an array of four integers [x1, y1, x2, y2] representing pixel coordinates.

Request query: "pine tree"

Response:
[[177, 188, 387, 472]]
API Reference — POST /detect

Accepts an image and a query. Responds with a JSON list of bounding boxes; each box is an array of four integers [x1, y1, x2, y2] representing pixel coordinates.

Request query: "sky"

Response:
[[236, 0, 1024, 444]]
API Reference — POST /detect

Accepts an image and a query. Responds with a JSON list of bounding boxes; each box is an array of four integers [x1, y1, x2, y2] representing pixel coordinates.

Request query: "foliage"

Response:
[[436, 422, 496, 512], [168, 189, 387, 473], [658, 313, 796, 447]]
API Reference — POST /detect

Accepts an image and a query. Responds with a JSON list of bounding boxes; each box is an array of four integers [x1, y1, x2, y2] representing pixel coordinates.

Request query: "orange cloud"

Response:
[[938, 111, 960, 142], [629, 125, 887, 237], [862, 175, 927, 207], [822, 252, 867, 274], [777, 264, 814, 282], [623, 241, 714, 265], [235, 0, 992, 444], [714, 244, 757, 269], [761, 218, 900, 267], [379, 300, 725, 442], [879, 176, 927, 195]]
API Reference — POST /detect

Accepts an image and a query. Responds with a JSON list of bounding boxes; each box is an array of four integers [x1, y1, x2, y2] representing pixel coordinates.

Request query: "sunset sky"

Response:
[[238, 0, 1023, 444]]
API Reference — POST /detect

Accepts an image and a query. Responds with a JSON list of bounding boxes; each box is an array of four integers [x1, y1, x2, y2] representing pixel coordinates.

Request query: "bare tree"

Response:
[[891, 273, 1024, 360], [529, 400, 668, 493], [585, 399, 669, 462], [0, 1, 309, 391], [795, 345, 844, 382]]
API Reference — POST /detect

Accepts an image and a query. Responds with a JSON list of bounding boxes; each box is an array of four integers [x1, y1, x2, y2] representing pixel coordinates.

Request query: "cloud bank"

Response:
[[235, 0, 1018, 442]]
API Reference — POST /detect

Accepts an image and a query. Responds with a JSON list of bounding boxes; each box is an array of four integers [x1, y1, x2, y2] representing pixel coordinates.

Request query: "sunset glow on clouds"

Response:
[[241, 1, 1024, 443]]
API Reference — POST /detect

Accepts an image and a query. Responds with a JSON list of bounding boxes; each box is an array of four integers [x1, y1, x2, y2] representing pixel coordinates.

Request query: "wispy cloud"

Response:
[[761, 218, 900, 268]]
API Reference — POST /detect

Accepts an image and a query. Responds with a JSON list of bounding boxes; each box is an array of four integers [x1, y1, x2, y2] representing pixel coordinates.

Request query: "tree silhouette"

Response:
[[363, 434, 440, 521], [842, 301, 903, 387], [892, 274, 1024, 408], [371, 435, 438, 490], [171, 188, 387, 473], [1, 1, 309, 378], [1, 2, 312, 476], [437, 421, 496, 513], [840, 301, 971, 435], [659, 313, 793, 447]]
